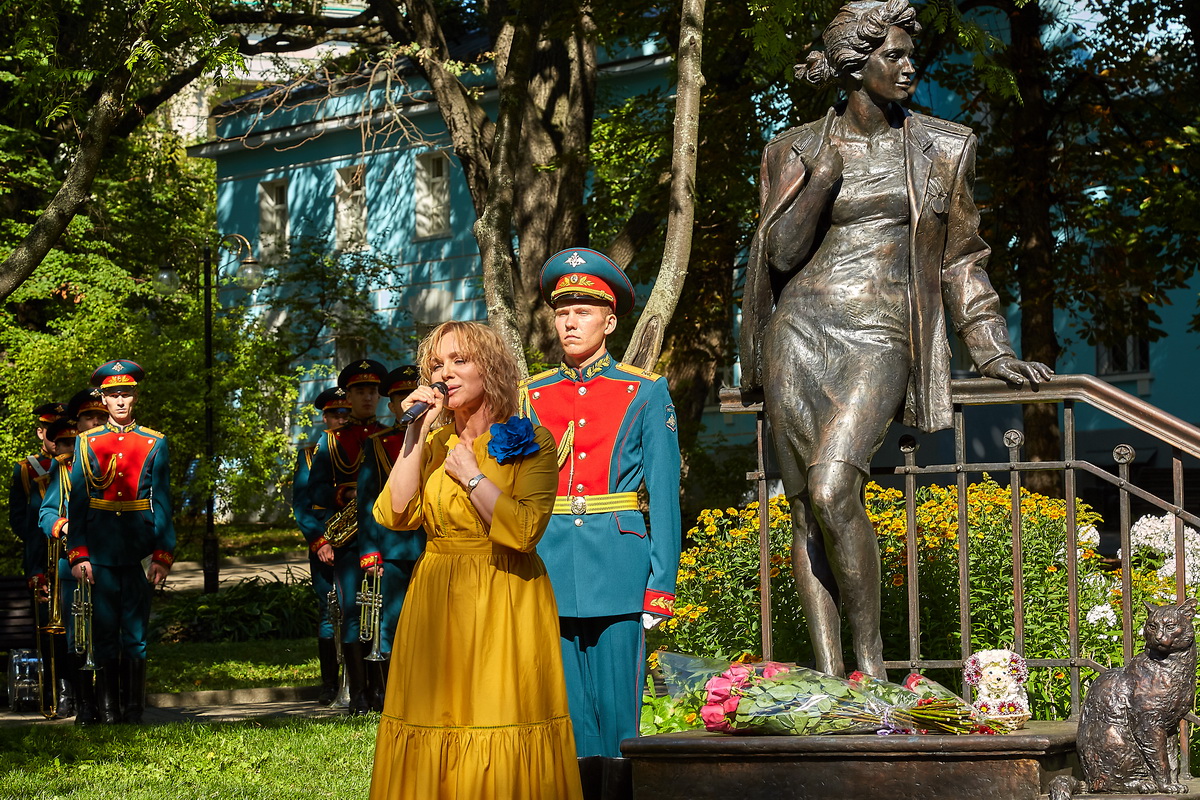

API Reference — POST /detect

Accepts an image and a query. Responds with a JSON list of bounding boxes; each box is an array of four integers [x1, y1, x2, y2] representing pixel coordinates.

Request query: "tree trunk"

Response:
[[401, 0, 497, 217], [473, 7, 544, 373], [511, 5, 597, 361], [624, 0, 706, 370], [1006, 0, 1062, 495]]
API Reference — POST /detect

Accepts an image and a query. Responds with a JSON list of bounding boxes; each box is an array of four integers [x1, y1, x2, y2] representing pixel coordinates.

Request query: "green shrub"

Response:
[[653, 476, 1180, 723], [151, 572, 317, 643]]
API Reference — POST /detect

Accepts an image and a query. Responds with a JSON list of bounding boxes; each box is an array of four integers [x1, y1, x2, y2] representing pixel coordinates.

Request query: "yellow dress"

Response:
[[368, 422, 584, 800]]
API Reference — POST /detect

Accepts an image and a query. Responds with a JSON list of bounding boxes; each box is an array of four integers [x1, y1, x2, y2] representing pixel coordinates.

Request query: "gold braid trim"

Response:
[[80, 436, 118, 491], [327, 429, 364, 475], [556, 421, 574, 470]]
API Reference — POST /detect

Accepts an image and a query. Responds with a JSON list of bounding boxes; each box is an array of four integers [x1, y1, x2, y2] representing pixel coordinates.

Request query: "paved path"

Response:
[[159, 551, 311, 593]]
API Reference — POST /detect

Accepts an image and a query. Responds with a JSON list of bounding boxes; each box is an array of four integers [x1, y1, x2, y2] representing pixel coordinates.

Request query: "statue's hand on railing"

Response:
[[978, 356, 1054, 387]]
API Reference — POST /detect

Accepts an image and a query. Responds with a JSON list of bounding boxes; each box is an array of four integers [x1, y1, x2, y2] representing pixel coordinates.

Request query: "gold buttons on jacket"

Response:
[[574, 519, 583, 527], [578, 386, 587, 396], [578, 418, 587, 426], [627, 384, 635, 393], [578, 452, 586, 460], [532, 391, 540, 399]]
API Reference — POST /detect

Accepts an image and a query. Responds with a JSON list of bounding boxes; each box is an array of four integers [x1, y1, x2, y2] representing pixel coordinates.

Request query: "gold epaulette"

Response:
[[368, 426, 399, 440], [520, 367, 558, 387], [614, 362, 663, 381], [138, 426, 166, 438]]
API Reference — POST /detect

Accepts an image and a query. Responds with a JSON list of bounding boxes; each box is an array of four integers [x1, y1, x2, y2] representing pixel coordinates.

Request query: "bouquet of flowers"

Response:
[[657, 652, 1012, 736]]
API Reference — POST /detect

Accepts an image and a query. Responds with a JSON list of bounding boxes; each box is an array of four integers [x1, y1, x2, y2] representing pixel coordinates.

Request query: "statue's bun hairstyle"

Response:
[[796, 0, 922, 87]]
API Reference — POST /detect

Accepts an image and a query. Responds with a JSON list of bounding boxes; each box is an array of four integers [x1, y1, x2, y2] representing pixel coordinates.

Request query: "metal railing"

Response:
[[721, 375, 1200, 731]]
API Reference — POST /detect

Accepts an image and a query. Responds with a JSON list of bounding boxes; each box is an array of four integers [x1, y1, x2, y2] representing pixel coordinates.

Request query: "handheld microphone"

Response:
[[399, 382, 448, 426]]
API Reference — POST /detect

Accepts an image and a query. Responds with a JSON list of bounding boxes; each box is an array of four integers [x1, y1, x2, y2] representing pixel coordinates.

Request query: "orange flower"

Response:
[[891, 574, 904, 587]]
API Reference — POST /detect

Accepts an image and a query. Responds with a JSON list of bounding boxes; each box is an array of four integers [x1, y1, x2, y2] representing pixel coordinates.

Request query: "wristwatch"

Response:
[[466, 473, 487, 495]]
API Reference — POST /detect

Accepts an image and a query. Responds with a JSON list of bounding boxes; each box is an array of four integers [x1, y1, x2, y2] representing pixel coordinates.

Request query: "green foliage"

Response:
[[150, 573, 316, 644], [0, 717, 375, 799], [147, 637, 319, 693], [654, 477, 1181, 722]]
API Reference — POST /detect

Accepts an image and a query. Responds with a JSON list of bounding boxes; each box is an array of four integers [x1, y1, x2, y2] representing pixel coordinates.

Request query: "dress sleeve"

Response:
[[486, 426, 557, 553], [372, 432, 434, 532]]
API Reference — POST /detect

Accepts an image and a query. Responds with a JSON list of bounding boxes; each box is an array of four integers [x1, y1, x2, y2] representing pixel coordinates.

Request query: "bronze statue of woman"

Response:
[[738, 0, 1052, 678]]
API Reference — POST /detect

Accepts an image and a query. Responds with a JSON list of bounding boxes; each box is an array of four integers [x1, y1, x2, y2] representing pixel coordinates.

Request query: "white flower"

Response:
[[1077, 525, 1100, 547], [1085, 604, 1118, 628]]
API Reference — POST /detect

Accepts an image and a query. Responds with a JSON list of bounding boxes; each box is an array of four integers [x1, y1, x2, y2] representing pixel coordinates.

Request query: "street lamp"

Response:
[[155, 234, 263, 594]]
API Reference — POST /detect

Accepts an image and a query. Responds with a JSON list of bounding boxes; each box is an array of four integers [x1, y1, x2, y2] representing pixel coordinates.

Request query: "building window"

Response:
[[257, 179, 289, 264], [335, 165, 367, 251], [1097, 335, 1150, 376], [414, 151, 451, 239]]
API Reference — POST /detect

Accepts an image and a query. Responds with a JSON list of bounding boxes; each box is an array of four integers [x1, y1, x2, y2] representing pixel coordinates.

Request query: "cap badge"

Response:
[[359, 361, 370, 369], [335, 388, 346, 397], [112, 362, 125, 372], [565, 252, 587, 268]]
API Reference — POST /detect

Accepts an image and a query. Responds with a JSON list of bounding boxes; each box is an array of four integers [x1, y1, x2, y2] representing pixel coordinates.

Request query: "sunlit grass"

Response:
[[0, 716, 376, 799], [172, 522, 306, 562], [147, 638, 320, 694]]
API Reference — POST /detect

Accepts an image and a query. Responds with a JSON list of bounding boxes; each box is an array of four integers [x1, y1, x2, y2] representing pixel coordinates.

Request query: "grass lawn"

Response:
[[0, 716, 376, 799], [147, 638, 320, 694]]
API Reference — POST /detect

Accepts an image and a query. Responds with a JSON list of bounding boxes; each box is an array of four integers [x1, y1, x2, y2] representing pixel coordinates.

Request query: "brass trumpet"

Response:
[[37, 535, 66, 719], [325, 498, 358, 548], [71, 579, 97, 672], [327, 589, 351, 709], [357, 570, 385, 662]]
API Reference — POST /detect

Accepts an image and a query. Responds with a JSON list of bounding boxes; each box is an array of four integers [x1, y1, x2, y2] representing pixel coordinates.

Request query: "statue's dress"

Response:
[[368, 424, 584, 800], [762, 127, 912, 475]]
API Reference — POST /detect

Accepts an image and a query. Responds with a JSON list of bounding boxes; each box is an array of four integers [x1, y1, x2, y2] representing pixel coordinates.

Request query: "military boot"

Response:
[[368, 654, 390, 712], [316, 637, 339, 705], [121, 658, 146, 723], [342, 641, 370, 716], [98, 660, 121, 724], [72, 656, 99, 727]]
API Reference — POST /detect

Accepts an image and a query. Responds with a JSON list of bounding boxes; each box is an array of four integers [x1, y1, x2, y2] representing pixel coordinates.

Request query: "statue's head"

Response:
[[797, 0, 922, 88]]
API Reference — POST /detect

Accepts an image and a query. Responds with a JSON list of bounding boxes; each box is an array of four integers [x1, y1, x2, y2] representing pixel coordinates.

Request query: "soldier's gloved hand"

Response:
[[641, 613, 666, 631]]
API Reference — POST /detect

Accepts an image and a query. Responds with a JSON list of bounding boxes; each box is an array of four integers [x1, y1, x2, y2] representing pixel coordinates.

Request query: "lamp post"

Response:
[[155, 234, 263, 594]]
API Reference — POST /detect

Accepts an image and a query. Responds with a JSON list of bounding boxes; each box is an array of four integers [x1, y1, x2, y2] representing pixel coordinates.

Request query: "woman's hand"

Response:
[[400, 383, 445, 423], [979, 356, 1054, 386], [803, 135, 844, 190], [443, 433, 480, 486]]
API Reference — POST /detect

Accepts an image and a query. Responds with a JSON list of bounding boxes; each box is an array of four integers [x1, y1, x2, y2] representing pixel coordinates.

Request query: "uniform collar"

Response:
[[347, 415, 377, 426], [558, 351, 613, 383], [105, 421, 137, 434]]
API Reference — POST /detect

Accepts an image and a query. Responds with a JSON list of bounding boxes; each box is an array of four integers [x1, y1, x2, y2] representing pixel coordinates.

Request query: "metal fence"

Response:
[[721, 374, 1200, 759]]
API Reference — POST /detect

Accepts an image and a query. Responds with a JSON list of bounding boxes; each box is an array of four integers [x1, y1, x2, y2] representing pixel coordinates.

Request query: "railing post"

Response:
[[900, 436, 920, 666], [1063, 401, 1082, 715], [1005, 429, 1026, 656], [756, 411, 772, 661], [1114, 444, 1136, 663]]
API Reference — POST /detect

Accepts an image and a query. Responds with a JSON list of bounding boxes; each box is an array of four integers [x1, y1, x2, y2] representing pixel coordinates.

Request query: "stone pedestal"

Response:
[[621, 721, 1078, 800]]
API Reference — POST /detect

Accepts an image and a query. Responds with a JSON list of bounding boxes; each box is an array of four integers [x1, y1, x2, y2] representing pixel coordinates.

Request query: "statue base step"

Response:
[[621, 720, 1079, 800]]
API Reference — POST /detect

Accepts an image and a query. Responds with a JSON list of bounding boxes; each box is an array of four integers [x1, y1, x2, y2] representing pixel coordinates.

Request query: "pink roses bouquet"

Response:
[[658, 652, 1011, 736]]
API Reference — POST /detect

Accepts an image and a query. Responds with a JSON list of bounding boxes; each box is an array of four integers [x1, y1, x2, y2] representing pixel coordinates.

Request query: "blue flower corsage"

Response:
[[488, 416, 540, 464]]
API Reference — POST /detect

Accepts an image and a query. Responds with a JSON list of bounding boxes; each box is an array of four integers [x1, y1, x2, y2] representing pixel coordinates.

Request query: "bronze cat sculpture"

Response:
[[1051, 598, 1198, 798]]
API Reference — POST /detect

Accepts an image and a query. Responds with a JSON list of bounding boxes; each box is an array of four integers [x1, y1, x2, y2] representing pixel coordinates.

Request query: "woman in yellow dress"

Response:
[[368, 320, 584, 800]]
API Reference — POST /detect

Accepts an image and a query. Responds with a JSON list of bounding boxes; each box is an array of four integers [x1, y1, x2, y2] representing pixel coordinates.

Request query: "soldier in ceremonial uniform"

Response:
[[357, 365, 427, 710], [307, 359, 388, 715], [292, 386, 353, 704], [9, 402, 64, 550], [33, 417, 82, 719], [520, 248, 682, 772], [67, 360, 176, 724]]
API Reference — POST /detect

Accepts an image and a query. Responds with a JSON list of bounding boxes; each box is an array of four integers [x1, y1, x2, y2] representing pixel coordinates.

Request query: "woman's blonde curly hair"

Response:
[[797, 0, 922, 88], [416, 320, 521, 426]]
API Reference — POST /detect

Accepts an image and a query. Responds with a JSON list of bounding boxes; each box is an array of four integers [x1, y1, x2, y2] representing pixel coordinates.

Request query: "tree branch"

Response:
[[0, 70, 133, 300], [624, 0, 706, 369]]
